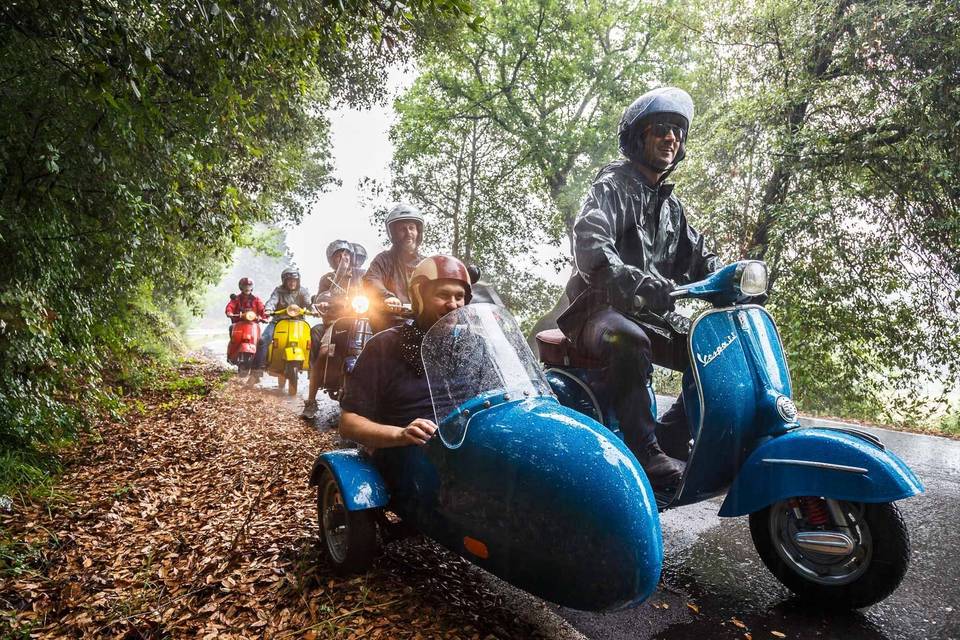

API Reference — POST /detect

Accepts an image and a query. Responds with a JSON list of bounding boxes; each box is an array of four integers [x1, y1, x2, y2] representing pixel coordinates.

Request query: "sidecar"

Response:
[[309, 304, 663, 612]]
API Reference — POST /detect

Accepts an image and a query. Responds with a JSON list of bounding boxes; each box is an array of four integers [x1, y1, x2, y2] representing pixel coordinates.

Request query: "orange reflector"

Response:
[[463, 536, 489, 559]]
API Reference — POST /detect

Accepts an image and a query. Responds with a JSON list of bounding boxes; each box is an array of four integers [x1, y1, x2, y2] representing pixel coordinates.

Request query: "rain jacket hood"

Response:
[[557, 159, 719, 343]]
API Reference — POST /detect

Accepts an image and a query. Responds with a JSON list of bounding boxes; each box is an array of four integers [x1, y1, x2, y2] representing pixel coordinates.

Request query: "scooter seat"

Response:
[[535, 329, 604, 369]]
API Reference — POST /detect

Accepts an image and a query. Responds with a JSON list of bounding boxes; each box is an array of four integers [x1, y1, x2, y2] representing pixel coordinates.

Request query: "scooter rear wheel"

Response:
[[317, 470, 379, 575], [750, 499, 910, 608]]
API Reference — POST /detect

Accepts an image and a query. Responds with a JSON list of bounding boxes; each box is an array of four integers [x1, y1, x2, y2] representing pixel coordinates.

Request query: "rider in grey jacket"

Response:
[[253, 267, 312, 374]]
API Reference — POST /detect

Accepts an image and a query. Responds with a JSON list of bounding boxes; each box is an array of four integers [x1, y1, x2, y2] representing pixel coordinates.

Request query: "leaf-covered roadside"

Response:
[[0, 360, 549, 639]]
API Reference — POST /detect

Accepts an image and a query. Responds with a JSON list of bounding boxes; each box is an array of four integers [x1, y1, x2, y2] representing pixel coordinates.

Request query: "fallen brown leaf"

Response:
[[0, 360, 552, 639]]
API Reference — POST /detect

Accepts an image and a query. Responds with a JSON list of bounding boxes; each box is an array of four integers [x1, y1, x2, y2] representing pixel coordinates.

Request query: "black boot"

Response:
[[634, 440, 685, 491]]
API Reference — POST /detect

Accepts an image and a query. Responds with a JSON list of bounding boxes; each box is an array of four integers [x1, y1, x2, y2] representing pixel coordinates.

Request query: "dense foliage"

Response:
[[385, 0, 960, 423], [0, 0, 475, 485], [378, 0, 694, 329], [682, 0, 960, 420]]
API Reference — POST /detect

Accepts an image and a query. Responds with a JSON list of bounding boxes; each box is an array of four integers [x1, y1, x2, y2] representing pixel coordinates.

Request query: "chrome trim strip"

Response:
[[761, 458, 869, 474], [544, 368, 605, 426]]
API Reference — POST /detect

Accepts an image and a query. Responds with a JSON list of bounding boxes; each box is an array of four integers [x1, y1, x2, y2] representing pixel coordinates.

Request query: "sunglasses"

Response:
[[645, 122, 685, 142]]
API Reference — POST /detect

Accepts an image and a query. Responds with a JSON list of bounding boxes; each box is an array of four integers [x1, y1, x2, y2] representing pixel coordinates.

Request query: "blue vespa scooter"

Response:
[[537, 260, 924, 608], [309, 304, 664, 612]]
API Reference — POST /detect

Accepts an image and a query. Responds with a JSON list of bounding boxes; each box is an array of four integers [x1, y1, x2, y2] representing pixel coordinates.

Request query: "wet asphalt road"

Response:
[[555, 419, 960, 640]]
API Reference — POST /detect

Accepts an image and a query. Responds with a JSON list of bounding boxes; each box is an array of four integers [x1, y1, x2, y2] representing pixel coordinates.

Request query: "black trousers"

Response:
[[578, 307, 688, 457]]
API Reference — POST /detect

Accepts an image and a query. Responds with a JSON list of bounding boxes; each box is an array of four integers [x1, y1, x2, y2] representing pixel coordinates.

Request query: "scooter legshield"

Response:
[[674, 305, 798, 507], [718, 427, 924, 517], [239, 343, 256, 353]]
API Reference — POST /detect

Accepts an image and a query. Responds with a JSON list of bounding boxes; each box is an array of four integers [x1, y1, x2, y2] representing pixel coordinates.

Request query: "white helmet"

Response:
[[384, 203, 424, 244]]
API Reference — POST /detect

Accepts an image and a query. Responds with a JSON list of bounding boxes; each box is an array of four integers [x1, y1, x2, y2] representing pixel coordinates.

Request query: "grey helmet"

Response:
[[351, 243, 368, 268], [280, 266, 300, 284], [618, 87, 694, 166], [324, 240, 369, 269], [325, 240, 354, 268], [384, 203, 424, 244]]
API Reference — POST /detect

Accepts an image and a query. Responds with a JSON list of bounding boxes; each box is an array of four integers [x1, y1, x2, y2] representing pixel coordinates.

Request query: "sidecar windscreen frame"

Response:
[[422, 303, 554, 448]]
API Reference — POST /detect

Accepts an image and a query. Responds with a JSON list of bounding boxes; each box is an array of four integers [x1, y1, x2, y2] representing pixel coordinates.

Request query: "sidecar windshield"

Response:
[[422, 303, 554, 448]]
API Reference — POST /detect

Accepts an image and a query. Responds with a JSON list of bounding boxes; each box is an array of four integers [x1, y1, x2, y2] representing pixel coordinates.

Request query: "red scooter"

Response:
[[227, 308, 266, 378]]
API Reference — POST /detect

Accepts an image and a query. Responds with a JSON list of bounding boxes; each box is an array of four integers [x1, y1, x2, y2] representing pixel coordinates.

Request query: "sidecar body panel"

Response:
[[374, 396, 663, 612]]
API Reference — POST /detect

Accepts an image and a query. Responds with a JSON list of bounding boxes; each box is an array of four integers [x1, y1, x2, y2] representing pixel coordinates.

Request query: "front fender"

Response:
[[308, 449, 389, 511], [718, 427, 924, 517]]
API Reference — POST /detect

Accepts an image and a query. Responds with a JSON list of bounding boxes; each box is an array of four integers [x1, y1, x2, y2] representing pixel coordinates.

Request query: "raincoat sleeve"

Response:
[[675, 204, 720, 283], [225, 298, 238, 317], [363, 254, 396, 299], [572, 181, 646, 306], [253, 297, 265, 317], [264, 287, 281, 315]]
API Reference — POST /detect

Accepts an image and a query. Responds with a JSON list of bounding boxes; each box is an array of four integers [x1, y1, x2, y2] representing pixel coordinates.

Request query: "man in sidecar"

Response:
[[339, 255, 472, 449], [363, 203, 426, 333], [251, 267, 312, 382], [302, 240, 368, 420], [557, 87, 720, 491]]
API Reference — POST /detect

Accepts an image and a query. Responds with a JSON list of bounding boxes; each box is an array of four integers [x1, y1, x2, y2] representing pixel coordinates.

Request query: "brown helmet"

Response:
[[409, 255, 473, 314], [238, 277, 254, 290]]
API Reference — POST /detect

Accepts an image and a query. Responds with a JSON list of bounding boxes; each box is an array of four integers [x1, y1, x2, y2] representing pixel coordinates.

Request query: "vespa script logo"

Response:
[[696, 333, 738, 367]]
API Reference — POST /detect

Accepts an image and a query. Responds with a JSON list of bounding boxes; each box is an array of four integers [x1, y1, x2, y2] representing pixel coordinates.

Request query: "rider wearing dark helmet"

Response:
[[557, 87, 720, 491], [363, 203, 426, 332], [340, 255, 472, 449], [252, 266, 312, 377]]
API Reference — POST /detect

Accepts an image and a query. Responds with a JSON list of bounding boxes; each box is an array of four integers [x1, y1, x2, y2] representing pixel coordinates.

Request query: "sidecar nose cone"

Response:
[[436, 398, 662, 611]]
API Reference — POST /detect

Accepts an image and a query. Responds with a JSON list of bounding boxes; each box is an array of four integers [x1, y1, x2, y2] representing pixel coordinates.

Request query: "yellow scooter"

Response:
[[266, 304, 319, 396]]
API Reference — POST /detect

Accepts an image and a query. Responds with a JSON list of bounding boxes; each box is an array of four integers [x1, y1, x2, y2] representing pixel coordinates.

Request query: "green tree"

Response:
[[404, 0, 698, 241], [0, 0, 476, 476], [376, 0, 699, 327], [680, 0, 960, 420]]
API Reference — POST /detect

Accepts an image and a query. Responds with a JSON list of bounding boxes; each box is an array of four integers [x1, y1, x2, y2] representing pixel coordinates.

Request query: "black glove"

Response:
[[635, 276, 675, 314]]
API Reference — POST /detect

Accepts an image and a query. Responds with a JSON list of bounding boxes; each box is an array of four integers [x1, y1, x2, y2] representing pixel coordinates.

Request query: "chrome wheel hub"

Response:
[[770, 499, 872, 586]]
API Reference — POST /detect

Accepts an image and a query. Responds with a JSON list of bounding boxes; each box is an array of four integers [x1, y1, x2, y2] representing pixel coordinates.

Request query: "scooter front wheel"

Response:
[[285, 362, 299, 396], [749, 499, 910, 608]]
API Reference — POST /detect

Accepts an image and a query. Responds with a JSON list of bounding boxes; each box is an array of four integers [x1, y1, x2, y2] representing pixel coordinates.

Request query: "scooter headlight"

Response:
[[738, 261, 768, 296], [286, 305, 300, 317], [243, 310, 257, 322], [351, 295, 370, 314]]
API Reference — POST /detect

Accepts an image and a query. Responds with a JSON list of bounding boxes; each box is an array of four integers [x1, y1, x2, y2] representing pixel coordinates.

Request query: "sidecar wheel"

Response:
[[317, 471, 379, 575], [750, 499, 910, 608], [285, 363, 300, 395]]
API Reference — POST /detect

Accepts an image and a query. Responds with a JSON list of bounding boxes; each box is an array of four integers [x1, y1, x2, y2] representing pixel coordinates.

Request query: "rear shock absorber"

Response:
[[797, 496, 830, 526]]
